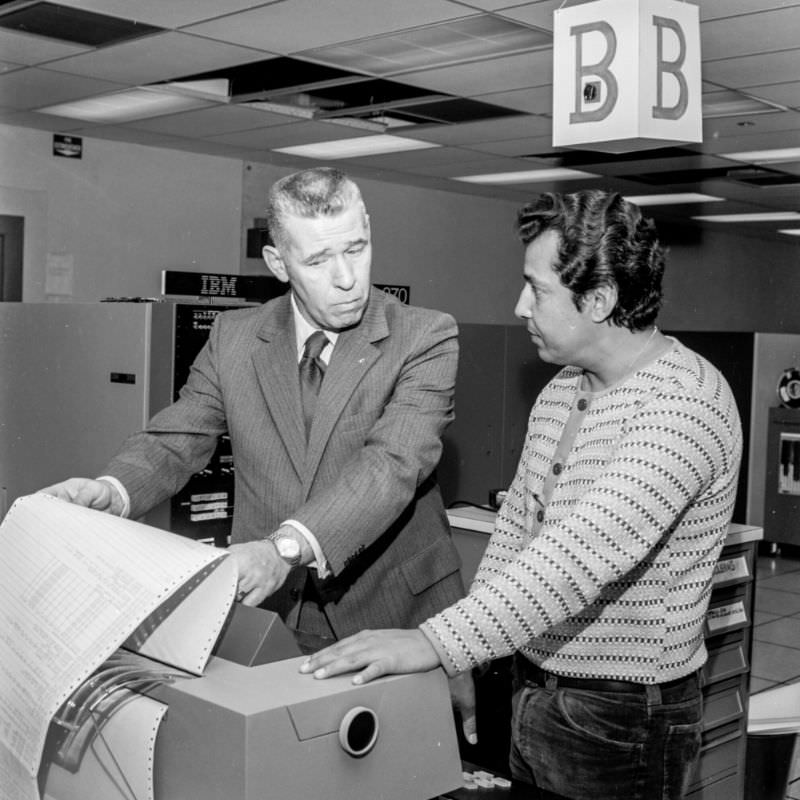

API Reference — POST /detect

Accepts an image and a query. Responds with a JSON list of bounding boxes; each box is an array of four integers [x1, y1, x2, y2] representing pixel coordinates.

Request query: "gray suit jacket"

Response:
[[106, 289, 464, 637]]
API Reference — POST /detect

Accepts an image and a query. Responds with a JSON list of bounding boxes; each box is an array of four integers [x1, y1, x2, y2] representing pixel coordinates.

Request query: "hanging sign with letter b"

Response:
[[552, 0, 701, 153]]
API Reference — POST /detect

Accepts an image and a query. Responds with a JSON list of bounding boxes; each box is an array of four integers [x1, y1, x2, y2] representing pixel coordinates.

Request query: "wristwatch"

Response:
[[266, 532, 302, 567]]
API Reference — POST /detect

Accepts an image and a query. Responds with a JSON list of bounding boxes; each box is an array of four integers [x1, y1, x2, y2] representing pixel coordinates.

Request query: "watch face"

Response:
[[274, 537, 301, 565]]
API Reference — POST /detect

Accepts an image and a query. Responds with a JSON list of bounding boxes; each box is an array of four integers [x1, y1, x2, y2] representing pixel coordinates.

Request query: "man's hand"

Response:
[[227, 539, 290, 606], [299, 628, 442, 685], [38, 478, 125, 515], [449, 671, 478, 745]]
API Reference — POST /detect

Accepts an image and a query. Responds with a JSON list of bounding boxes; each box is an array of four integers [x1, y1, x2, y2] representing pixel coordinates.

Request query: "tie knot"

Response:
[[304, 330, 328, 361]]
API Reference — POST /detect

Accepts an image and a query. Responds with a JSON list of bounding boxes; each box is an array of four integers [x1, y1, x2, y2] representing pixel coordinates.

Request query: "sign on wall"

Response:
[[552, 0, 701, 152]]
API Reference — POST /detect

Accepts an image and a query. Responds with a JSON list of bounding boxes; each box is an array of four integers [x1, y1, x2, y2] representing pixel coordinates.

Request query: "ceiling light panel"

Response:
[[693, 212, 800, 223], [777, 229, 800, 236], [274, 134, 440, 159], [38, 86, 216, 122], [724, 147, 800, 164], [455, 168, 598, 184], [702, 90, 784, 119], [623, 193, 725, 206], [0, 1, 162, 46], [302, 15, 550, 75]]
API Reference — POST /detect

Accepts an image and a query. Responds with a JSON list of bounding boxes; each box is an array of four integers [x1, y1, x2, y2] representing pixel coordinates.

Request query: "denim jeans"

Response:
[[508, 658, 703, 800]]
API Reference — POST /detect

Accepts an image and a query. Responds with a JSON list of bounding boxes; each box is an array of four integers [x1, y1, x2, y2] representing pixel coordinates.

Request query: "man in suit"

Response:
[[41, 167, 466, 647]]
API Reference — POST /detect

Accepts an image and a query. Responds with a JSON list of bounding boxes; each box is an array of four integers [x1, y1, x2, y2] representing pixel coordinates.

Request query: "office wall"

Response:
[[1, 122, 798, 330], [0, 124, 243, 301]]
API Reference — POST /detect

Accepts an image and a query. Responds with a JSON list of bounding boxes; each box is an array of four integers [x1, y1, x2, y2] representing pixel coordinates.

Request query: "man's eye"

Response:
[[346, 245, 365, 256]]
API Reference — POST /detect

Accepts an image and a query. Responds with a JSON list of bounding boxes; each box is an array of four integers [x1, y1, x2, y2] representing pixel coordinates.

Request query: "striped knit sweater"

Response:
[[422, 339, 743, 682]]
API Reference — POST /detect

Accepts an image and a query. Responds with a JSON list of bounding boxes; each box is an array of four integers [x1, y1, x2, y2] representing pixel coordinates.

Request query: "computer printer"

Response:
[[39, 604, 463, 800]]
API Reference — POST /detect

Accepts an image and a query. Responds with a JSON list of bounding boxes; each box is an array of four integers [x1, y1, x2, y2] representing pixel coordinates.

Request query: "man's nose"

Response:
[[514, 286, 531, 320], [332, 255, 356, 288]]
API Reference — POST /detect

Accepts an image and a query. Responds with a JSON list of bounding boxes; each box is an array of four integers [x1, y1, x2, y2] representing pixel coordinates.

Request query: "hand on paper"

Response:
[[299, 628, 442, 684], [38, 477, 125, 515], [227, 539, 290, 606]]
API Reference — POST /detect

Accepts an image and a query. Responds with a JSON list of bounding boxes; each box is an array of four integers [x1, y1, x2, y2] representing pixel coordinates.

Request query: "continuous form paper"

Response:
[[0, 493, 238, 800]]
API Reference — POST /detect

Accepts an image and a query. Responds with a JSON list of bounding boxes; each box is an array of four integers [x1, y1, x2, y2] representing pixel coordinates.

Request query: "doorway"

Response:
[[0, 215, 24, 301]]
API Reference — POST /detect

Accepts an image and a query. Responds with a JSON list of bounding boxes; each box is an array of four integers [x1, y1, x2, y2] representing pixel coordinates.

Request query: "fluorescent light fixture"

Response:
[[454, 168, 598, 184], [702, 95, 783, 119], [243, 100, 315, 119], [38, 87, 214, 123], [778, 229, 800, 237], [723, 147, 800, 165], [273, 134, 440, 159], [624, 193, 725, 206], [692, 212, 800, 223]]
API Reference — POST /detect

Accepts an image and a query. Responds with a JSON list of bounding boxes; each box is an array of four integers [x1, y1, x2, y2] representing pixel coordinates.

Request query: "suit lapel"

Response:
[[304, 290, 390, 486], [251, 295, 307, 477]]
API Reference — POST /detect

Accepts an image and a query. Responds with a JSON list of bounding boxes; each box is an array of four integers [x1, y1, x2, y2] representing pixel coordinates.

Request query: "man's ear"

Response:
[[262, 245, 289, 283], [586, 283, 618, 323]]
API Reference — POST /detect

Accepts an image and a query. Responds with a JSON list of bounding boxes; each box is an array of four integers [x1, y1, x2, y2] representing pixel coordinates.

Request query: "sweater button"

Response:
[[577, 398, 588, 411], [536, 509, 544, 523], [552, 462, 562, 475]]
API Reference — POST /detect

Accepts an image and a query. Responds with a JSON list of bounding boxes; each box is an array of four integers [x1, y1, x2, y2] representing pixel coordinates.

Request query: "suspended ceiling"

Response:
[[0, 0, 799, 241]]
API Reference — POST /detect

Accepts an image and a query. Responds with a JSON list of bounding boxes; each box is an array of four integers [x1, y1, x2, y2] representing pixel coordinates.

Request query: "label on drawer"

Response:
[[712, 555, 750, 585], [706, 601, 748, 633]]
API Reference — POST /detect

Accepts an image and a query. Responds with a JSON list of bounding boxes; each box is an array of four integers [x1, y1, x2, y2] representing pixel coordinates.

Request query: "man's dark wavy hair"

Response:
[[516, 190, 665, 331]]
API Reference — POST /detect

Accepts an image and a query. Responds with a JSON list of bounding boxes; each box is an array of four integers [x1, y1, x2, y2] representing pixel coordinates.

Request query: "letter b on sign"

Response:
[[552, 0, 701, 153]]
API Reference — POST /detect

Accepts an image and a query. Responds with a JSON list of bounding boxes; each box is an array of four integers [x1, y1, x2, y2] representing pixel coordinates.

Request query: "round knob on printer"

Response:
[[338, 706, 379, 757]]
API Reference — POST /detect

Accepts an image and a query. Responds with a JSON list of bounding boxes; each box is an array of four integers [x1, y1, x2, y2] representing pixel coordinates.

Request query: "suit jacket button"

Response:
[[290, 588, 301, 601]]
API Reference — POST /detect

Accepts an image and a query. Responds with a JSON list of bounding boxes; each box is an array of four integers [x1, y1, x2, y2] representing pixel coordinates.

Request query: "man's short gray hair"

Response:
[[265, 167, 365, 252]]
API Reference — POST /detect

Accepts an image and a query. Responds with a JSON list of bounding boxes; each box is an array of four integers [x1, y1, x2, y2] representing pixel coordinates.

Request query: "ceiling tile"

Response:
[[464, 133, 553, 157], [204, 119, 371, 149], [124, 104, 306, 136], [0, 28, 91, 65], [53, 0, 274, 28], [184, 0, 471, 55], [704, 49, 800, 89], [404, 113, 549, 146], [744, 82, 800, 110], [698, 0, 800, 22], [493, 1, 560, 32], [703, 109, 800, 140], [301, 14, 548, 76], [400, 49, 552, 96], [0, 2, 162, 47], [0, 108, 87, 130], [471, 85, 551, 114], [0, 67, 127, 110], [335, 144, 493, 171], [43, 31, 271, 86], [701, 7, 800, 61]]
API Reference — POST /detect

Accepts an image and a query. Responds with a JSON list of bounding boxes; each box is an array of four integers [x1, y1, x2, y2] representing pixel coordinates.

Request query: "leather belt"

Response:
[[515, 655, 700, 696]]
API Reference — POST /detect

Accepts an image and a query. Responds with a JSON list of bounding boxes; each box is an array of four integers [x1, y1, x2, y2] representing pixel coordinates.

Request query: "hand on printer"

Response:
[[300, 629, 477, 744], [300, 628, 441, 683]]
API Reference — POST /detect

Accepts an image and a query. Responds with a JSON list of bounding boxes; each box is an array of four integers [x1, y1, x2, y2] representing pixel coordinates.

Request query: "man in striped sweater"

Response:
[[302, 190, 743, 800]]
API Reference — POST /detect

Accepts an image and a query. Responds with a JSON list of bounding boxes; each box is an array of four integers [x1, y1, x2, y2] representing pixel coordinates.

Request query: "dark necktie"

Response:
[[299, 330, 328, 437]]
